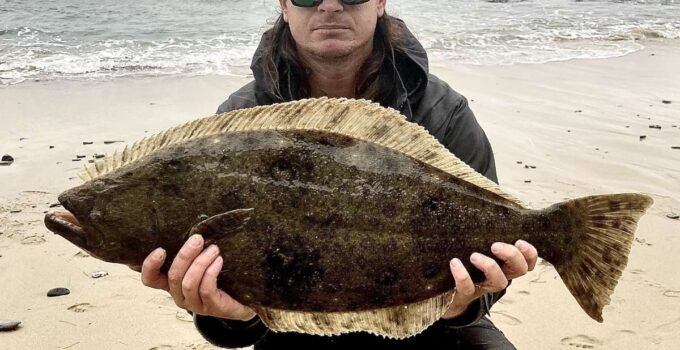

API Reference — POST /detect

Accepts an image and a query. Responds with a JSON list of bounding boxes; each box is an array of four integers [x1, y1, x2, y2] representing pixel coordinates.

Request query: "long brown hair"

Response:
[[261, 13, 405, 107]]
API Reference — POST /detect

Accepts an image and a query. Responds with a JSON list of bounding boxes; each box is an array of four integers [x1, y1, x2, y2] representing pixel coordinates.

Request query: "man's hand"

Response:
[[141, 234, 256, 321], [442, 240, 538, 319]]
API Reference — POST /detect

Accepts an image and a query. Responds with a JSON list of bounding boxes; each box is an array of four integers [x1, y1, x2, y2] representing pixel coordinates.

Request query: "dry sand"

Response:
[[1, 39, 679, 349]]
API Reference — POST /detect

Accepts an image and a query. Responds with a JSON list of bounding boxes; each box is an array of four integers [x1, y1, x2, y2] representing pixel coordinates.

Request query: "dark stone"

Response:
[[76, 155, 86, 159], [94, 153, 105, 159], [662, 100, 671, 104], [672, 146, 680, 150], [524, 180, 532, 183], [9, 210, 21, 213], [103, 140, 124, 144], [83, 141, 93, 145], [72, 158, 81, 162], [0, 320, 21, 331], [47, 287, 70, 297], [639, 135, 647, 141], [49, 145, 54, 149], [1, 154, 14, 166], [649, 125, 662, 129], [667, 213, 679, 220]]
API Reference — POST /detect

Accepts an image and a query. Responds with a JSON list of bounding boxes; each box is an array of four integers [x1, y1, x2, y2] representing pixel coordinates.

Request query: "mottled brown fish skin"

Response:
[[57, 130, 579, 312]]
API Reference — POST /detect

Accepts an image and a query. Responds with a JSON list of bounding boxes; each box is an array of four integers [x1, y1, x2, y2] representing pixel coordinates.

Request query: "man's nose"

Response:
[[317, 0, 343, 12]]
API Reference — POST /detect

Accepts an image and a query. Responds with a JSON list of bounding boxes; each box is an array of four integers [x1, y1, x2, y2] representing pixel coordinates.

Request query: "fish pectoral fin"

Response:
[[186, 208, 254, 242]]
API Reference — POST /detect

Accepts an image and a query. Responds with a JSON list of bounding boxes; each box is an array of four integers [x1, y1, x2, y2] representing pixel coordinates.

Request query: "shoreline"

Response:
[[1, 38, 679, 349]]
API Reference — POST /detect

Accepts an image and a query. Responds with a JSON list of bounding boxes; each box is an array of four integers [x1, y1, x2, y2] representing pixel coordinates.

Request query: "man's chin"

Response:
[[305, 40, 358, 60]]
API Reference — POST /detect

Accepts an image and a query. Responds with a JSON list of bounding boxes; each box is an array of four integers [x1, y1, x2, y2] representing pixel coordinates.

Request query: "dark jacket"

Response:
[[193, 18, 513, 350]]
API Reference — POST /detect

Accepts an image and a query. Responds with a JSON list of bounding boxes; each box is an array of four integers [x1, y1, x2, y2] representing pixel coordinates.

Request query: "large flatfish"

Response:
[[44, 97, 653, 338]]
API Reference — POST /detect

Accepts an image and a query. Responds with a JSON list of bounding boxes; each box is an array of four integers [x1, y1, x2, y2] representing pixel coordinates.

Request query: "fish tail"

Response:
[[552, 193, 653, 322]]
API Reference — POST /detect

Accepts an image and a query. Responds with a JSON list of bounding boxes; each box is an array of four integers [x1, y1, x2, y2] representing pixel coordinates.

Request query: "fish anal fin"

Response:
[[253, 291, 453, 339]]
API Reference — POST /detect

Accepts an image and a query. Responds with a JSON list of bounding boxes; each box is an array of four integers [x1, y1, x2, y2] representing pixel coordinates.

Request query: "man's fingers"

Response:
[[471, 252, 508, 292], [168, 234, 204, 307], [516, 240, 538, 271], [449, 258, 476, 299], [491, 242, 529, 279], [141, 248, 169, 291], [200, 256, 256, 321], [182, 244, 220, 311]]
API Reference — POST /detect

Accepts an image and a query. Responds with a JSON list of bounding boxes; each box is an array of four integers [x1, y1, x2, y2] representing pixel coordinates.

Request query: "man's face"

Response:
[[280, 0, 387, 59]]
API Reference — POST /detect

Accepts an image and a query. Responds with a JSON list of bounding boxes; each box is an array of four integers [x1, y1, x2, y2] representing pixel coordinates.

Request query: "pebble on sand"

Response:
[[0, 320, 21, 332], [662, 100, 672, 104], [667, 213, 679, 220], [91, 271, 108, 279], [1, 154, 14, 166], [640, 135, 647, 141], [524, 180, 532, 183], [104, 140, 124, 144], [83, 141, 93, 145], [649, 125, 662, 130], [93, 153, 106, 159], [49, 145, 54, 149], [47, 287, 70, 297], [672, 146, 680, 150]]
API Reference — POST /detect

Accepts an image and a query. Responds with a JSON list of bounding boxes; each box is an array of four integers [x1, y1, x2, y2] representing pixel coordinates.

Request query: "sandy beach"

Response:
[[1, 39, 679, 349]]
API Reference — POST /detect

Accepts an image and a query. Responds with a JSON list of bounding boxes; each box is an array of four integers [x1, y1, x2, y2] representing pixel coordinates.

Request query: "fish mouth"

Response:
[[44, 210, 88, 247]]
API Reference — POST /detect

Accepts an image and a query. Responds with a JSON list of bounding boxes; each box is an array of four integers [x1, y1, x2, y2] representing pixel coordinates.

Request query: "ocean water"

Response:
[[1, 0, 679, 85]]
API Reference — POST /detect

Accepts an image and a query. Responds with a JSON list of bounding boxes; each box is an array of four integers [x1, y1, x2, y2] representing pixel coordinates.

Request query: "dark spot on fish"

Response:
[[383, 202, 398, 218], [270, 158, 297, 181], [160, 182, 181, 196], [377, 270, 398, 287], [269, 152, 315, 183], [263, 235, 324, 307], [423, 196, 439, 213], [165, 158, 184, 173], [219, 190, 243, 209]]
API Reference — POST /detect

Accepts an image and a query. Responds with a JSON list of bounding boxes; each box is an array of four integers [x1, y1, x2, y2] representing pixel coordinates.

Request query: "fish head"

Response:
[[44, 177, 166, 268]]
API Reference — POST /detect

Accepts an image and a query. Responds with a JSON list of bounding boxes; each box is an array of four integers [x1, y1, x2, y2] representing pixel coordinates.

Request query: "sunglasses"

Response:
[[291, 0, 370, 7]]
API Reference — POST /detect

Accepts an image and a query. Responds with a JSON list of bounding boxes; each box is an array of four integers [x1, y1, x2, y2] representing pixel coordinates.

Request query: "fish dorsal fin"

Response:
[[254, 291, 453, 339], [80, 98, 526, 208]]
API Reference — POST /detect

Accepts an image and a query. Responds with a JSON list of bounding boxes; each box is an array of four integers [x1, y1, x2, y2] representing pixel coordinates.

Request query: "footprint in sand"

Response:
[[184, 343, 215, 350], [560, 335, 604, 349], [530, 266, 553, 284], [662, 290, 680, 298], [67, 303, 94, 313], [183, 343, 216, 350], [491, 311, 522, 326], [21, 234, 46, 245]]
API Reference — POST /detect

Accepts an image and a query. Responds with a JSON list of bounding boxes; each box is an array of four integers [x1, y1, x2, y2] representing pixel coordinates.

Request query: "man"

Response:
[[141, 1, 538, 348]]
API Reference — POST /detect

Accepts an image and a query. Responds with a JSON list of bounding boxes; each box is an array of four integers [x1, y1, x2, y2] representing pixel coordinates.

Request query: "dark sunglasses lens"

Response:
[[292, 0, 319, 6], [291, 0, 369, 6]]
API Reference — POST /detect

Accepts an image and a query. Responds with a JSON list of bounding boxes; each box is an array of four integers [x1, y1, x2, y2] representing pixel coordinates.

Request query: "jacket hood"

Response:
[[249, 16, 429, 116]]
